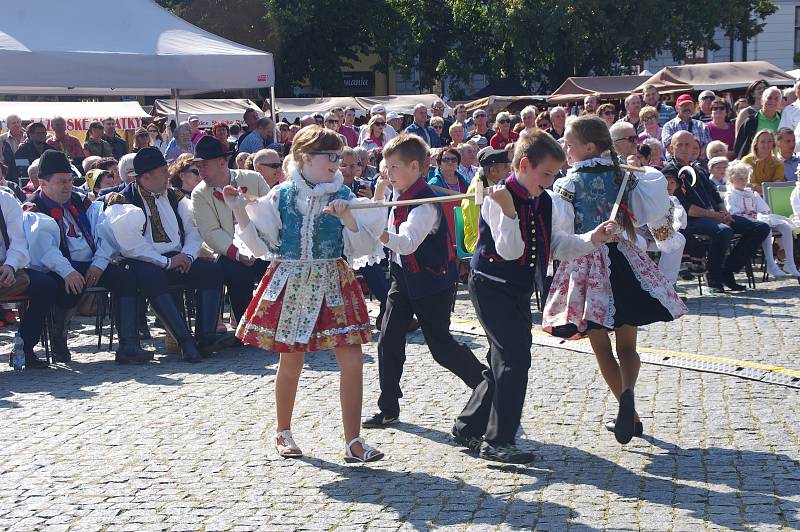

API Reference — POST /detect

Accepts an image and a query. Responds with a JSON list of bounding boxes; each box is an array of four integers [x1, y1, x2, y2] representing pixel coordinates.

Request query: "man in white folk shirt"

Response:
[[104, 147, 236, 363], [23, 150, 150, 364]]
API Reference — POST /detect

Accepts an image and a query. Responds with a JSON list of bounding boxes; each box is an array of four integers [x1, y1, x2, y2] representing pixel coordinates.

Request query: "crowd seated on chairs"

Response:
[[3, 92, 800, 369]]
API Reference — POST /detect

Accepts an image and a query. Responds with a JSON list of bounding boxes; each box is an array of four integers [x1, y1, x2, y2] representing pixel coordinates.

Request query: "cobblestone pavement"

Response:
[[0, 274, 798, 531]]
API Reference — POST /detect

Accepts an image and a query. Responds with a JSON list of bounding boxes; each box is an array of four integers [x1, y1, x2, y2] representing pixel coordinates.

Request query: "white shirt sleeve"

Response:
[[792, 186, 800, 217], [480, 195, 525, 260], [86, 201, 114, 272], [755, 191, 771, 214], [548, 189, 598, 262], [0, 191, 29, 271], [24, 212, 76, 279], [106, 204, 169, 268], [237, 188, 283, 259], [344, 197, 388, 261], [383, 203, 438, 256], [177, 197, 202, 259]]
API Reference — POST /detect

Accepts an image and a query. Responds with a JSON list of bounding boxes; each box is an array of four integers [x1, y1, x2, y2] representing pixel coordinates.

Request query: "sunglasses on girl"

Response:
[[498, 119, 511, 124], [374, 121, 386, 126], [258, 162, 282, 169], [311, 151, 343, 162]]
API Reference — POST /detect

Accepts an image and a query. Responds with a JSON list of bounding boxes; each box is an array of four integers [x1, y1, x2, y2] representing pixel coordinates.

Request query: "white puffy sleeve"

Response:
[[755, 192, 771, 215], [178, 197, 203, 259], [723, 190, 741, 215], [86, 201, 116, 272], [106, 204, 169, 268], [626, 167, 670, 227], [23, 212, 76, 278], [671, 197, 687, 231], [549, 181, 598, 262], [481, 194, 524, 260], [346, 195, 388, 268], [237, 186, 282, 259], [0, 192, 29, 271]]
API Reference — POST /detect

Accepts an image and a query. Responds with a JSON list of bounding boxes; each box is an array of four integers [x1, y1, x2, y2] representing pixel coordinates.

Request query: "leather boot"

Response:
[[195, 288, 237, 356], [148, 293, 201, 363], [137, 296, 152, 340], [51, 305, 78, 362], [114, 295, 153, 364]]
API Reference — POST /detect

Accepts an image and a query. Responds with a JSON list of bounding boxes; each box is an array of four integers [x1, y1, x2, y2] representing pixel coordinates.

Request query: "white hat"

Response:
[[698, 90, 716, 100], [370, 104, 386, 114], [386, 111, 400, 120], [187, 114, 200, 122], [708, 156, 728, 169]]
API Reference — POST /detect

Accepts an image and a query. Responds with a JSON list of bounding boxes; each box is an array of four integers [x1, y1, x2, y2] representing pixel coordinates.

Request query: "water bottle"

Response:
[[11, 332, 25, 371]]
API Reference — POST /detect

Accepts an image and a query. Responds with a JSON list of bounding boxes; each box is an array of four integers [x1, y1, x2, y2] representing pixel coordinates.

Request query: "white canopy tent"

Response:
[[0, 101, 149, 131], [152, 99, 262, 127], [274, 98, 366, 123], [0, 0, 274, 96]]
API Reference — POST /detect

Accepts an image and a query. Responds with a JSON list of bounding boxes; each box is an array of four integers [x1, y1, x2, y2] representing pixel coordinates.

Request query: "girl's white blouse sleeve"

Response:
[[237, 187, 283, 259]]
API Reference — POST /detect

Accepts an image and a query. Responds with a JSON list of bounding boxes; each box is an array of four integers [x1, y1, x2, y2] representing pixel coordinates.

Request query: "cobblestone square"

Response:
[[1, 277, 799, 531]]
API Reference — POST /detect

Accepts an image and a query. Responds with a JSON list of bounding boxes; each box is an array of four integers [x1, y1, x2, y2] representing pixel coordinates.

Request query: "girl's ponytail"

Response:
[[609, 148, 637, 240]]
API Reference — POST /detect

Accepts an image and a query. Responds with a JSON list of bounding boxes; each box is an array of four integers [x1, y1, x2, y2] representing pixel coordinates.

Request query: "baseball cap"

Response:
[[699, 90, 716, 100], [675, 94, 694, 107], [708, 156, 728, 169], [370, 104, 386, 114], [386, 111, 400, 120], [187, 114, 200, 122]]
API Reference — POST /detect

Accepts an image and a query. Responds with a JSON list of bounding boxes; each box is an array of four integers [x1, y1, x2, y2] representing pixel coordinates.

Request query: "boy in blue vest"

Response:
[[451, 130, 618, 463], [362, 134, 487, 428]]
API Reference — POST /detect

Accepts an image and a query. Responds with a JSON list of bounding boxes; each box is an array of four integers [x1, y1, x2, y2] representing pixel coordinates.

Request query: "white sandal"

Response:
[[275, 430, 303, 458], [344, 436, 384, 463]]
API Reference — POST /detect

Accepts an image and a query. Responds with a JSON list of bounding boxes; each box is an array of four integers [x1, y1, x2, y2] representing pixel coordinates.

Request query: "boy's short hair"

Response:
[[726, 160, 752, 183], [512, 129, 565, 171], [382, 133, 428, 168]]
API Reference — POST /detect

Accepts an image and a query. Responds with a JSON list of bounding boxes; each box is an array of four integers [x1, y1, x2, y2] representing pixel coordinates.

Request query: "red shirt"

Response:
[[490, 131, 519, 150], [339, 125, 359, 148], [47, 134, 86, 160]]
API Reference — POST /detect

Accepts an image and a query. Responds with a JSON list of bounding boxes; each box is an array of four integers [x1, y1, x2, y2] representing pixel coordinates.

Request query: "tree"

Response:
[[718, 0, 778, 60]]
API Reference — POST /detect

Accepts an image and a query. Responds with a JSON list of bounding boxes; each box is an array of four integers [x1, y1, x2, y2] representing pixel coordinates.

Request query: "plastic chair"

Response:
[[763, 181, 795, 217]]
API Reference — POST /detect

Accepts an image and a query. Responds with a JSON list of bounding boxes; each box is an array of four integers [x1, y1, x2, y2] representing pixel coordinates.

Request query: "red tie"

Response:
[[66, 221, 77, 238]]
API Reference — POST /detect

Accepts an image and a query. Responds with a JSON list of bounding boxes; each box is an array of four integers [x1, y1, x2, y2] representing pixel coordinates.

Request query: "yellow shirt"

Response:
[[461, 177, 483, 253], [741, 153, 785, 191]]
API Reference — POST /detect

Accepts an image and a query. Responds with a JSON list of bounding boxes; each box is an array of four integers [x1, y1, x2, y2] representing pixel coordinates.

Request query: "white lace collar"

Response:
[[571, 156, 613, 170], [288, 162, 344, 197]]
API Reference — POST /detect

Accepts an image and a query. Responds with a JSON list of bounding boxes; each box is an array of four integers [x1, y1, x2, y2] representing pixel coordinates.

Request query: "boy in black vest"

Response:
[[362, 134, 487, 428], [451, 131, 617, 463]]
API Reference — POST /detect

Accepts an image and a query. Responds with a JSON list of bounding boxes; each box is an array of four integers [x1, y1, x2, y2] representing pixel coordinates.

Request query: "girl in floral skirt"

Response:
[[543, 115, 688, 444], [223, 126, 386, 463]]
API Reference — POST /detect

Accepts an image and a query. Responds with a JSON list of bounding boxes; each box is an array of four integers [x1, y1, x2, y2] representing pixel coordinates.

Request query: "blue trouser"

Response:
[[21, 269, 58, 353], [51, 262, 138, 309], [218, 256, 268, 322], [683, 215, 770, 285], [125, 257, 224, 298]]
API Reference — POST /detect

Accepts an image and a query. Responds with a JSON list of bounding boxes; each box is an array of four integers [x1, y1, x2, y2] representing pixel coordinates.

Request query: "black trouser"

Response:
[[453, 272, 533, 446], [376, 264, 486, 417], [126, 257, 223, 298], [50, 262, 137, 309], [218, 256, 268, 323]]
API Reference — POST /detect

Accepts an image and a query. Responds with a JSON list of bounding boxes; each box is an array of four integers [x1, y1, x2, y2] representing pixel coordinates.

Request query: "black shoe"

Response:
[[614, 389, 636, 444], [362, 412, 399, 428], [722, 271, 746, 291], [196, 332, 238, 357], [148, 293, 201, 363], [50, 306, 77, 363], [605, 419, 644, 438], [114, 346, 152, 365], [450, 427, 483, 454], [180, 341, 202, 363], [479, 441, 536, 464], [24, 353, 49, 369]]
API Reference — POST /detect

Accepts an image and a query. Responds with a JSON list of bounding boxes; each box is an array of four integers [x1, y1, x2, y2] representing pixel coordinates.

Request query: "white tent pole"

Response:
[[172, 88, 180, 124], [270, 85, 277, 143]]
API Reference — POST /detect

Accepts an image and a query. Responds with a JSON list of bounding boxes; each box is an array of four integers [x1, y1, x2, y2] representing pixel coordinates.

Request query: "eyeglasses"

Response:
[[310, 151, 342, 162], [498, 119, 511, 124], [258, 162, 282, 169], [603, 111, 616, 116], [374, 121, 386, 126], [711, 106, 727, 111], [182, 168, 200, 176], [440, 156, 459, 163], [700, 95, 715, 100], [433, 125, 443, 130]]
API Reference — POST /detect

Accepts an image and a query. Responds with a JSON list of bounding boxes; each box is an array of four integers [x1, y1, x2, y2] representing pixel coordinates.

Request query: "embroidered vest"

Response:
[[553, 165, 636, 234], [392, 178, 457, 300], [471, 175, 552, 293], [276, 181, 350, 260], [25, 191, 95, 261], [117, 183, 186, 246]]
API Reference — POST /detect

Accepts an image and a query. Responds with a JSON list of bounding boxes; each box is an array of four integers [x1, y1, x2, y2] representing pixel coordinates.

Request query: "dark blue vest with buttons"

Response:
[[470, 175, 552, 293]]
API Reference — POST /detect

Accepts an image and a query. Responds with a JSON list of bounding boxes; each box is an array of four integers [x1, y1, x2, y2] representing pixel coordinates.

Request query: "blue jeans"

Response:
[[684, 215, 770, 284]]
